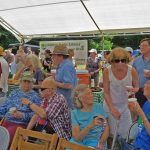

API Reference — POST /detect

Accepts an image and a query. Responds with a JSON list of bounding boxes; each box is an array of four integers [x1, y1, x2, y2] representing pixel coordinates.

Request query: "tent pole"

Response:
[[80, 0, 103, 36]]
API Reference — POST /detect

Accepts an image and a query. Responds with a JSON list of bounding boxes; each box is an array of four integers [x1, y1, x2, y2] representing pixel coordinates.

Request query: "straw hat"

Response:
[[0, 46, 5, 56], [41, 77, 57, 89], [52, 44, 69, 55]]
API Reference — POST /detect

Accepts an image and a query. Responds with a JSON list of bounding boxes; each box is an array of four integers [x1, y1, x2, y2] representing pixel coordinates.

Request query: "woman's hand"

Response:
[[21, 98, 30, 106], [11, 110, 24, 119], [96, 143, 104, 150], [89, 115, 105, 128], [128, 102, 141, 115], [110, 107, 121, 120]]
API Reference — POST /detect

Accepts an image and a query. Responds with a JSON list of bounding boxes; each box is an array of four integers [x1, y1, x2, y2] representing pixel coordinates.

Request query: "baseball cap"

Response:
[[125, 47, 133, 53], [89, 49, 97, 54], [21, 71, 33, 82]]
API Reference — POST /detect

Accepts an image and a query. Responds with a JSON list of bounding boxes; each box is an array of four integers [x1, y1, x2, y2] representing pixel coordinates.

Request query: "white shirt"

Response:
[[0, 56, 9, 92]]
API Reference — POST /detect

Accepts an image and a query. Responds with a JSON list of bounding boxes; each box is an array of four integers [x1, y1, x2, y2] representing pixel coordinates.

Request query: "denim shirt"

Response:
[[55, 59, 77, 109], [0, 88, 41, 124]]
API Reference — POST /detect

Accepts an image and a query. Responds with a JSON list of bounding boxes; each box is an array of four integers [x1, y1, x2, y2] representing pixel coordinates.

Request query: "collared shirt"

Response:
[[55, 59, 77, 108], [133, 55, 150, 88], [0, 57, 9, 92], [45, 93, 71, 140], [0, 88, 41, 124]]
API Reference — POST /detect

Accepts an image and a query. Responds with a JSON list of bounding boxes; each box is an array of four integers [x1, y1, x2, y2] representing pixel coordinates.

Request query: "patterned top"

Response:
[[86, 57, 101, 73], [45, 92, 71, 140], [0, 88, 41, 124]]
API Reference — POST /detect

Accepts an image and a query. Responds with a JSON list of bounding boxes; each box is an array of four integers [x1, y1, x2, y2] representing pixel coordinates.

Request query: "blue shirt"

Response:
[[0, 88, 41, 124], [70, 103, 108, 148], [133, 55, 150, 88], [134, 101, 150, 149], [55, 59, 77, 108]]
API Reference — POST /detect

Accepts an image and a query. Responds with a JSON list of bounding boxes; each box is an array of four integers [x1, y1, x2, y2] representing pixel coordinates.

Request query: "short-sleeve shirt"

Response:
[[133, 55, 150, 88], [55, 59, 77, 108], [134, 101, 150, 149], [71, 103, 108, 147]]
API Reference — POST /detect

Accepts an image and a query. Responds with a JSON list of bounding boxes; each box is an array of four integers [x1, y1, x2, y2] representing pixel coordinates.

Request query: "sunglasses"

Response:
[[40, 88, 49, 91], [113, 59, 126, 63]]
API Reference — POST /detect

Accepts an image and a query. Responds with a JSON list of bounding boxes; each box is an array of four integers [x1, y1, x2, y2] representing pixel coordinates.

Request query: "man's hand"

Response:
[[11, 110, 24, 119]]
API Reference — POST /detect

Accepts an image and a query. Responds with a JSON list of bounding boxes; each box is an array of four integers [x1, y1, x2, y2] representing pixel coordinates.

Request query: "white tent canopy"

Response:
[[1, 0, 150, 39]]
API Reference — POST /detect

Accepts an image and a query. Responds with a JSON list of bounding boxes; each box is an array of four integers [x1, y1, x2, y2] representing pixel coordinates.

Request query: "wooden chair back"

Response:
[[10, 127, 58, 150], [56, 138, 94, 150]]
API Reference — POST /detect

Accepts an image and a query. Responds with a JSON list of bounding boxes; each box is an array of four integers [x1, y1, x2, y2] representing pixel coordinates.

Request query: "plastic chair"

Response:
[[10, 127, 58, 150], [56, 138, 94, 150], [0, 126, 10, 150]]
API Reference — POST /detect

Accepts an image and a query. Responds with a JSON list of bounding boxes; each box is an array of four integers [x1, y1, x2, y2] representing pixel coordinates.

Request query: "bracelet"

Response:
[[27, 102, 33, 107]]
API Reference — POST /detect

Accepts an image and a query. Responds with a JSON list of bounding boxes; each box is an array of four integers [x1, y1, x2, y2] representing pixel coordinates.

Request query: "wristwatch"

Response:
[[27, 102, 33, 107]]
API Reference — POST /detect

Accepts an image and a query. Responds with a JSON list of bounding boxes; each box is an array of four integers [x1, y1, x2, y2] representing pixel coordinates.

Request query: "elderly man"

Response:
[[22, 77, 71, 140], [51, 44, 77, 109], [133, 38, 150, 107], [0, 71, 41, 143]]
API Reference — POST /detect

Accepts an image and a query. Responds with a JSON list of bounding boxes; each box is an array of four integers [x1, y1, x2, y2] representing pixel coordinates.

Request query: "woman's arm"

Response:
[[99, 120, 109, 144], [26, 114, 39, 130], [128, 102, 150, 135], [103, 69, 121, 119], [21, 98, 46, 118], [72, 117, 103, 142], [131, 67, 139, 92]]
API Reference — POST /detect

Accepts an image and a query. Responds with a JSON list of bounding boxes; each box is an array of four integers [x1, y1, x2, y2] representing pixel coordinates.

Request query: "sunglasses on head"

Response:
[[40, 88, 48, 91], [113, 59, 126, 63]]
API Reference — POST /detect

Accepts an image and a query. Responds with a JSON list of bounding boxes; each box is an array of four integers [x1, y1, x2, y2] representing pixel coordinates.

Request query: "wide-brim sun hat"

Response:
[[52, 44, 69, 55]]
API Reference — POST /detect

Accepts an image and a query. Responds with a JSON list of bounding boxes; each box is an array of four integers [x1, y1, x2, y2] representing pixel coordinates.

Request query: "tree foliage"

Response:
[[0, 25, 18, 49]]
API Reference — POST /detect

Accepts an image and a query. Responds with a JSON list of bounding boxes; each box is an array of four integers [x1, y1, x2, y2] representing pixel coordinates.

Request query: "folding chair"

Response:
[[0, 126, 10, 150], [56, 138, 94, 150], [10, 127, 58, 150]]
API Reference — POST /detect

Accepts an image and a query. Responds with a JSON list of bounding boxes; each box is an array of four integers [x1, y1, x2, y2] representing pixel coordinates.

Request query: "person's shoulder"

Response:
[[133, 55, 142, 62]]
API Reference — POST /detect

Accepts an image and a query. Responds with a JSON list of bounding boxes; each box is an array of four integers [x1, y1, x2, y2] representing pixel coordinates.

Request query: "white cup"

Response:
[[128, 98, 137, 102], [144, 69, 149, 73], [126, 85, 133, 90], [9, 107, 16, 114]]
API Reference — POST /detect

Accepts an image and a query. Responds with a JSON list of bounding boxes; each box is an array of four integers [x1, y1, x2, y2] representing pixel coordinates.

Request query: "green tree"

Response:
[[0, 25, 18, 49]]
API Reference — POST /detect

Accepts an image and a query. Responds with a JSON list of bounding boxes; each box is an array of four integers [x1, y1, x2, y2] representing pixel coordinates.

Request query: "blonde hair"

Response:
[[72, 84, 88, 109], [107, 47, 131, 63], [26, 54, 42, 69]]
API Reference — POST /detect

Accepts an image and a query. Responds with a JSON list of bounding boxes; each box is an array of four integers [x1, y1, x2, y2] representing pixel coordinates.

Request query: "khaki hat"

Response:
[[0, 46, 5, 56], [41, 77, 57, 89], [21, 71, 33, 82], [52, 44, 69, 55]]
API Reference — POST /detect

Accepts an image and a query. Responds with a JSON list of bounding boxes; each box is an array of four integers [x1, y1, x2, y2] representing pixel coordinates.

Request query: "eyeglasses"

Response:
[[113, 59, 126, 63], [40, 88, 49, 91]]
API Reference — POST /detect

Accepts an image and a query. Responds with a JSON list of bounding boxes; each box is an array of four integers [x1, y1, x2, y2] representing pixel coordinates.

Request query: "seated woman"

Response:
[[21, 77, 71, 140], [128, 80, 150, 150], [0, 71, 41, 144], [70, 84, 109, 149]]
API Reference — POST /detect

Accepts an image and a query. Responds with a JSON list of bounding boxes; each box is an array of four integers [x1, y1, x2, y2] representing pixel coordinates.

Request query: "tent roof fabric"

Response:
[[1, 0, 150, 38]]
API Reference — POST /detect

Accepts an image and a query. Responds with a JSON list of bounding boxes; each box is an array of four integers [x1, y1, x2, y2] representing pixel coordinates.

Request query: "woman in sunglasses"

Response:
[[103, 47, 139, 148]]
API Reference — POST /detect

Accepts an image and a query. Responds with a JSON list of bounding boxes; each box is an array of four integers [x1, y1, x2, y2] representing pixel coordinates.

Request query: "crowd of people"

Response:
[[0, 38, 149, 150]]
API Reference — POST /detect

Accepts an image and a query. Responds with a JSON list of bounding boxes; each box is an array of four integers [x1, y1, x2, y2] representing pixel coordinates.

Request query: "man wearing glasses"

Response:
[[133, 38, 150, 107], [22, 77, 71, 140]]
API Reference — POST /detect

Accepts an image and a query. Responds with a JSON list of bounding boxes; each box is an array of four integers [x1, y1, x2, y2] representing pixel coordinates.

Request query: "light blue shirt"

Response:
[[0, 88, 41, 124], [71, 103, 108, 148], [133, 55, 150, 88], [55, 59, 77, 108]]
